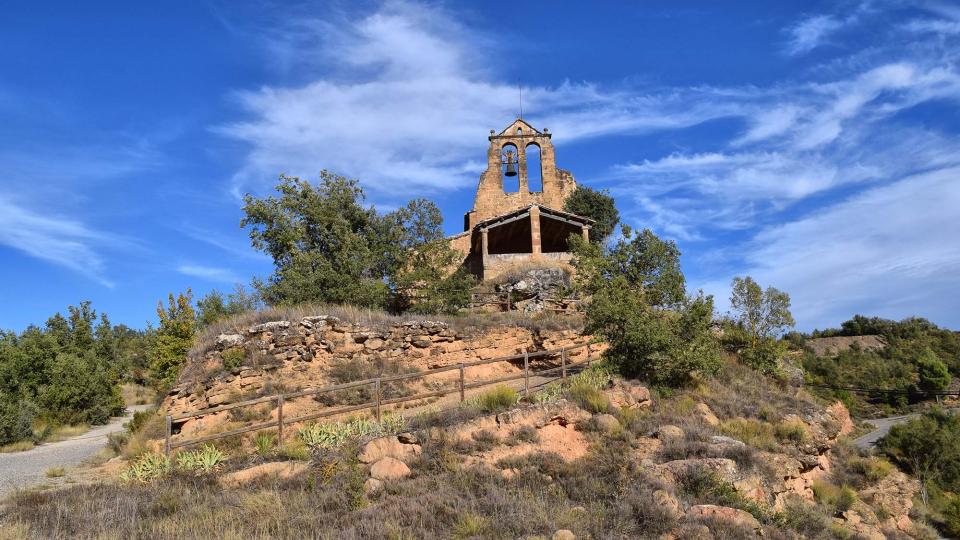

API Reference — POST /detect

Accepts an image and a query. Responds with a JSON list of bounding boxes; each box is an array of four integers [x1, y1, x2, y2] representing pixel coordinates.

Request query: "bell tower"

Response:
[[463, 119, 577, 231]]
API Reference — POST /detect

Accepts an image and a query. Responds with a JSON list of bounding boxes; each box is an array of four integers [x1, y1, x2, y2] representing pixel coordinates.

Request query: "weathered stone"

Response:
[[216, 333, 244, 349], [220, 461, 308, 487], [551, 530, 575, 540], [656, 425, 685, 440], [248, 320, 290, 334], [358, 437, 422, 464], [411, 336, 432, 348], [653, 489, 683, 520], [694, 403, 720, 426], [369, 457, 411, 481], [364, 477, 384, 496], [710, 435, 745, 447], [592, 413, 620, 433], [686, 505, 760, 532], [397, 432, 419, 445]]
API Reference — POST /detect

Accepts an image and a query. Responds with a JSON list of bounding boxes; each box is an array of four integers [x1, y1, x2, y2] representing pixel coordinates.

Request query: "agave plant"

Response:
[[119, 452, 172, 483], [176, 444, 227, 474], [298, 414, 405, 450]]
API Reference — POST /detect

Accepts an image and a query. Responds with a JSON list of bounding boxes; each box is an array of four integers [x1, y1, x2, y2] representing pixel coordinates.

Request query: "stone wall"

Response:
[[164, 315, 592, 422]]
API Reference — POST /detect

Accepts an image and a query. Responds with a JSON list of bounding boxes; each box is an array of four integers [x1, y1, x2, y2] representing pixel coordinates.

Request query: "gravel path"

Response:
[[0, 405, 152, 498]]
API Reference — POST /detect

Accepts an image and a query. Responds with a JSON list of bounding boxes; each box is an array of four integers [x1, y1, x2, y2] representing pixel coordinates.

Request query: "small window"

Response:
[[516, 127, 522, 135]]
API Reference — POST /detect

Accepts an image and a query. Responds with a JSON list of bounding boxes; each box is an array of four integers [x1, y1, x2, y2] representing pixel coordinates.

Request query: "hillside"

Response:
[[0, 330, 932, 539]]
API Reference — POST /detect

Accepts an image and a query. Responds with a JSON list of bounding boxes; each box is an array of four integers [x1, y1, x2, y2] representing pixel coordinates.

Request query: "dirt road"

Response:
[[0, 405, 152, 498]]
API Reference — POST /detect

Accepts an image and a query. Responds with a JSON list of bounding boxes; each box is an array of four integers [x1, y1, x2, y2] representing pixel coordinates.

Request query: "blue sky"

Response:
[[2, 0, 959, 332]]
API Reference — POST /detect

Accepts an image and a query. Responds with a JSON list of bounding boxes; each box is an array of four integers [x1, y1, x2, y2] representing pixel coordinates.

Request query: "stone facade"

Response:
[[449, 119, 592, 281]]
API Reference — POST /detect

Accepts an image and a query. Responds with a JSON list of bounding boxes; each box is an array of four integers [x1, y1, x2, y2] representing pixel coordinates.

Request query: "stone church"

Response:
[[449, 119, 593, 280]]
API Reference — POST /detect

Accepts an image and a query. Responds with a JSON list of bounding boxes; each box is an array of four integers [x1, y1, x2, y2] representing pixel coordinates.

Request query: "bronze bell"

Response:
[[503, 151, 518, 177]]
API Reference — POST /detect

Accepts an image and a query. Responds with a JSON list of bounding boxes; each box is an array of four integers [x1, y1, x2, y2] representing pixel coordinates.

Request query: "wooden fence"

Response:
[[164, 341, 599, 455]]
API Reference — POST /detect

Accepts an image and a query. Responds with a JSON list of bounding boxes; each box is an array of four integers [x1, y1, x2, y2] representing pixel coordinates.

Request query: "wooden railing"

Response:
[[164, 340, 599, 455]]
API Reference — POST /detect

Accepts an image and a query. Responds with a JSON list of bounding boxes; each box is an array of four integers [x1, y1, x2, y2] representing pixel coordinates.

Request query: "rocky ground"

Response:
[[0, 358, 931, 539]]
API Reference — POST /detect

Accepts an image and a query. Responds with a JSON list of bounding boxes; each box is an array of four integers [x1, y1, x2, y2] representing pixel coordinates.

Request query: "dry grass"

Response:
[[44, 424, 91, 444], [121, 383, 156, 406], [44, 467, 66, 478], [0, 440, 35, 453]]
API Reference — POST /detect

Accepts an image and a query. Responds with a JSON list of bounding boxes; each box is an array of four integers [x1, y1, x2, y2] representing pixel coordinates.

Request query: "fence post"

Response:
[[506, 291, 511, 312], [277, 394, 284, 442], [164, 415, 172, 457], [561, 348, 567, 381], [374, 379, 382, 422], [586, 343, 592, 365], [523, 351, 530, 397], [459, 363, 466, 402]]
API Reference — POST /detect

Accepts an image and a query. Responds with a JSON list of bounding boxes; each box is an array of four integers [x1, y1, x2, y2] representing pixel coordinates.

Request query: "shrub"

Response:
[[677, 466, 767, 522], [221, 347, 246, 371], [943, 495, 960, 538], [567, 381, 610, 414], [471, 385, 519, 413], [812, 481, 857, 513], [774, 419, 808, 444], [120, 452, 172, 482], [719, 418, 778, 451], [45, 466, 65, 478], [0, 400, 36, 446], [254, 433, 276, 456]]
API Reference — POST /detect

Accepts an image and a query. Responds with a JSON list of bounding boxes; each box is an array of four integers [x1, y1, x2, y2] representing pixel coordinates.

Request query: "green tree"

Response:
[[242, 172, 389, 307], [572, 227, 720, 385], [880, 409, 960, 506], [914, 348, 951, 394], [196, 284, 263, 327], [149, 290, 197, 386], [730, 276, 795, 347], [40, 351, 123, 424], [563, 186, 620, 245]]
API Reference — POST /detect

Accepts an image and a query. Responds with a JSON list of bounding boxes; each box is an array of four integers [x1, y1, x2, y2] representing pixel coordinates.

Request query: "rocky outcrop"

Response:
[[492, 267, 577, 313], [165, 315, 592, 419]]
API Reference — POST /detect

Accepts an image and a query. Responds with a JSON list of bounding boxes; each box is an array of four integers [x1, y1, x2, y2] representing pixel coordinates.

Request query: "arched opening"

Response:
[[526, 143, 542, 192], [501, 143, 519, 192], [516, 127, 522, 135]]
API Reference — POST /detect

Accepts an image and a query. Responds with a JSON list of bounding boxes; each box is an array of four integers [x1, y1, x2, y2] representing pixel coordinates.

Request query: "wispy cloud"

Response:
[[786, 14, 844, 55], [217, 2, 734, 199], [176, 264, 243, 284], [0, 195, 114, 287]]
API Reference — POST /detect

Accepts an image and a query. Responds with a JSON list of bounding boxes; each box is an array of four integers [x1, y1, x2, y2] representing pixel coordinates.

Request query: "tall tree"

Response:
[[149, 290, 197, 386], [572, 227, 720, 385], [730, 276, 795, 348], [563, 186, 620, 245]]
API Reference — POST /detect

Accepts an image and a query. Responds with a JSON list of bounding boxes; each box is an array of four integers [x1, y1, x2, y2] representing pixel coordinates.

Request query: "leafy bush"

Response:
[[567, 381, 610, 414], [943, 495, 960, 538], [470, 385, 519, 413], [563, 185, 619, 244], [571, 228, 722, 386], [0, 400, 36, 446], [221, 347, 246, 371], [774, 419, 808, 444], [811, 481, 857, 513]]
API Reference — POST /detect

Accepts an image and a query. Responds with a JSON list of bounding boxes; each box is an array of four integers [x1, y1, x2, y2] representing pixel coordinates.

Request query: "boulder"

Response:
[[215, 333, 244, 349], [605, 380, 651, 409], [219, 461, 308, 487], [686, 505, 760, 533], [710, 435, 745, 447], [592, 413, 620, 433], [359, 437, 422, 464], [656, 425, 685, 440], [248, 320, 291, 334], [551, 530, 575, 540], [694, 403, 720, 426], [369, 457, 411, 481], [364, 478, 384, 496], [653, 489, 683, 520]]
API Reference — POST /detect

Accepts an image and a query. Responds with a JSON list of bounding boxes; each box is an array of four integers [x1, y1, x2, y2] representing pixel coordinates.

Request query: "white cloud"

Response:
[[176, 264, 243, 284], [218, 2, 735, 199], [731, 167, 960, 329], [0, 195, 114, 287], [785, 15, 843, 55]]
